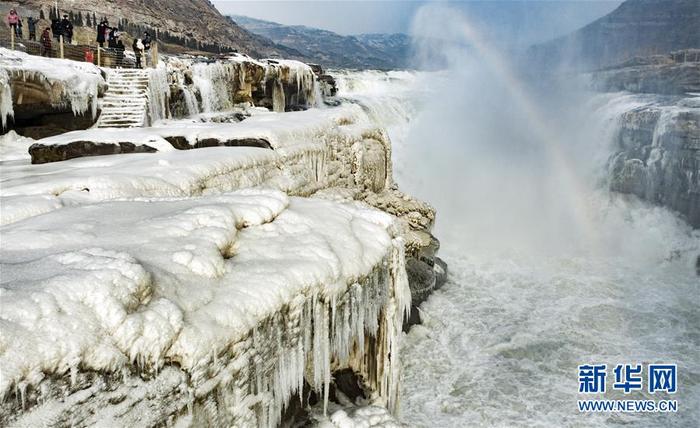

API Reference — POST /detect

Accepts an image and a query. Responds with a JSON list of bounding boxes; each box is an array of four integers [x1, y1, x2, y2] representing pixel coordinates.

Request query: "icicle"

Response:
[[272, 79, 286, 113], [148, 66, 170, 123], [0, 68, 14, 129]]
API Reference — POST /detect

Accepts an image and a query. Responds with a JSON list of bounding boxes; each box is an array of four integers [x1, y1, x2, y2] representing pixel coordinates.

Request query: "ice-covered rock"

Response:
[[165, 54, 320, 118], [0, 189, 410, 426], [0, 48, 107, 136], [608, 94, 700, 227]]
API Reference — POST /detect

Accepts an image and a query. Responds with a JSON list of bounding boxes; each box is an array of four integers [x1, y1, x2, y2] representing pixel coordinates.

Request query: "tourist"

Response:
[[103, 20, 111, 46], [60, 14, 73, 44], [27, 16, 38, 41], [6, 9, 22, 39], [108, 27, 119, 49], [116, 39, 125, 67], [132, 37, 144, 69], [51, 18, 61, 41], [142, 32, 152, 51], [96, 19, 107, 47], [40, 27, 52, 56]]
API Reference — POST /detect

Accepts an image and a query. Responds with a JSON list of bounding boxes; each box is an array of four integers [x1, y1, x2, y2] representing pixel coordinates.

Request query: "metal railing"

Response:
[[1, 31, 159, 69]]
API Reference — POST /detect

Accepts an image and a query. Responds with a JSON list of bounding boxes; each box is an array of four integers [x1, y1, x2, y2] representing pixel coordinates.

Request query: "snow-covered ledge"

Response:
[[0, 189, 410, 426]]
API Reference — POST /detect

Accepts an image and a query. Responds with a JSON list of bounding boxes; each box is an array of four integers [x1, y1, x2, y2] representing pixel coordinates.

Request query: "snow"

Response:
[[0, 48, 105, 119], [0, 130, 32, 161], [322, 406, 404, 428], [0, 189, 409, 426], [0, 85, 419, 425], [1, 104, 390, 226], [43, 104, 365, 151], [0, 62, 430, 425]]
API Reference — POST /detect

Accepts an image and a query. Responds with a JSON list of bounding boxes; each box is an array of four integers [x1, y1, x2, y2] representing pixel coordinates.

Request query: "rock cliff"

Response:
[[530, 0, 700, 70], [608, 96, 700, 227]]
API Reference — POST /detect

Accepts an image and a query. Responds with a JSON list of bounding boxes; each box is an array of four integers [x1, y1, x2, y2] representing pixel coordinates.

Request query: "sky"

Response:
[[213, 0, 623, 44]]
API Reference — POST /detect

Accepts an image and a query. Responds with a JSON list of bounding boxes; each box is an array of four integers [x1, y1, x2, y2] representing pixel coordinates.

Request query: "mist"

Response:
[[396, 3, 696, 262]]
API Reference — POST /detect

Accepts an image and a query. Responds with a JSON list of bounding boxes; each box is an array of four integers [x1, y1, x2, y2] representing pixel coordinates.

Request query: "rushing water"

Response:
[[334, 65, 700, 427]]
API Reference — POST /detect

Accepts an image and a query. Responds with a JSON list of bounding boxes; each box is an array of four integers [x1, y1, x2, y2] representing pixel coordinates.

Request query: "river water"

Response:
[[334, 67, 700, 427]]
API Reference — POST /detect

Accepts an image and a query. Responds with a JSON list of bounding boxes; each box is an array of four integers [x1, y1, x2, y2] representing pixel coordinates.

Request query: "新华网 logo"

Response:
[[577, 363, 678, 413]]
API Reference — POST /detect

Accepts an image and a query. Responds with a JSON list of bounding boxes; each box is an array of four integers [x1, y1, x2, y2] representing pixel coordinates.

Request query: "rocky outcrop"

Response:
[[0, 50, 107, 138], [164, 136, 272, 150], [590, 49, 700, 95], [609, 99, 700, 227], [530, 0, 700, 71], [28, 136, 272, 164], [165, 56, 321, 117], [29, 140, 157, 164]]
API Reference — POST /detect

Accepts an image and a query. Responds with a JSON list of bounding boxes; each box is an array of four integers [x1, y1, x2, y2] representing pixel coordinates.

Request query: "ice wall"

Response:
[[605, 93, 700, 227], [0, 68, 14, 129], [0, 48, 106, 130], [148, 65, 171, 123], [0, 190, 410, 426], [165, 55, 319, 117]]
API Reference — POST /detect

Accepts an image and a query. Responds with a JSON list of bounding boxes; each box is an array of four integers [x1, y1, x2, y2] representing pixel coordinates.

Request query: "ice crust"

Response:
[[2, 104, 395, 226], [0, 48, 104, 119], [0, 95, 418, 425], [0, 189, 410, 425]]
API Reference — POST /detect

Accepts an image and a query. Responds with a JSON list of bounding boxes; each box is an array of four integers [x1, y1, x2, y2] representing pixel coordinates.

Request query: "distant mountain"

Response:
[[529, 0, 700, 70], [231, 15, 411, 70], [6, 0, 304, 58]]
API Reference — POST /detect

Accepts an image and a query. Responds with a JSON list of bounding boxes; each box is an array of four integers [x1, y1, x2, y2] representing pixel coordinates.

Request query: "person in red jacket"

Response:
[[6, 9, 22, 39], [40, 27, 52, 57]]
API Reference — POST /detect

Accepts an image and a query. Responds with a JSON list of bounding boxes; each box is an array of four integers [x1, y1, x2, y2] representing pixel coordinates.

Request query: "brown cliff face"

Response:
[[529, 0, 700, 71], [3, 0, 306, 58]]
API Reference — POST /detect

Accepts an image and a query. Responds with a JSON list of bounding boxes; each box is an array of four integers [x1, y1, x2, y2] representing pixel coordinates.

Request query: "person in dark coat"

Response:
[[142, 32, 152, 51], [51, 18, 61, 41], [96, 19, 107, 47], [116, 39, 125, 66], [27, 17, 38, 41], [40, 27, 52, 56], [60, 14, 73, 43], [108, 28, 118, 48]]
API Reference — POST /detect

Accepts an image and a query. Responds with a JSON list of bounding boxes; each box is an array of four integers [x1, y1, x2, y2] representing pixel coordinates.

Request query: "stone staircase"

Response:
[[96, 69, 151, 128]]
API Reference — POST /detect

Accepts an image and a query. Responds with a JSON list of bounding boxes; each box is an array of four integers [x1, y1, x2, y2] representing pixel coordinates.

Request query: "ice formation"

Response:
[[148, 64, 171, 123], [166, 55, 318, 117], [0, 68, 14, 129], [0, 48, 104, 119], [0, 86, 431, 425], [0, 53, 439, 426], [0, 189, 410, 426]]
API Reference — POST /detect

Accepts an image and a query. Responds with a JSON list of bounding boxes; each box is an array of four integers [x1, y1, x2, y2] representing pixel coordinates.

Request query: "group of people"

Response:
[[7, 9, 74, 57], [7, 8, 154, 67], [95, 18, 152, 68], [6, 9, 43, 42], [51, 15, 74, 43], [132, 32, 152, 68], [96, 19, 125, 64]]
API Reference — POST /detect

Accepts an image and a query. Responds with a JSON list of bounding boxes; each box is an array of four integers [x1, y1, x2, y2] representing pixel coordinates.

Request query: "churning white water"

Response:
[[334, 37, 700, 428]]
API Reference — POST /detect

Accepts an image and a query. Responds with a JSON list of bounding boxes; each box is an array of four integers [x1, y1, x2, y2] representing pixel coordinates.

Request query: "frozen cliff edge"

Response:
[[589, 51, 700, 228], [0, 189, 410, 426], [1, 97, 443, 424]]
